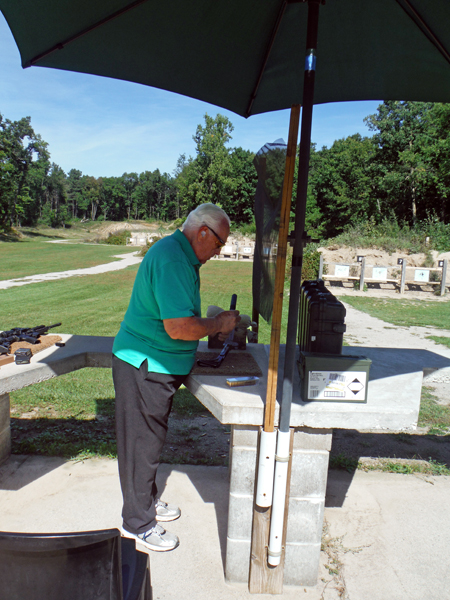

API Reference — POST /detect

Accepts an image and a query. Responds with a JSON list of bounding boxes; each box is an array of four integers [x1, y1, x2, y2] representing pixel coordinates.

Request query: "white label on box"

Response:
[[414, 269, 430, 282], [308, 370, 367, 401], [335, 265, 350, 277], [242, 247, 252, 253], [372, 267, 387, 280]]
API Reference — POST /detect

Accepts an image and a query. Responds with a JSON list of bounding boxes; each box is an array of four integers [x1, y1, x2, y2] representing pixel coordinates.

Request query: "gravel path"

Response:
[[0, 252, 142, 290], [343, 302, 450, 403]]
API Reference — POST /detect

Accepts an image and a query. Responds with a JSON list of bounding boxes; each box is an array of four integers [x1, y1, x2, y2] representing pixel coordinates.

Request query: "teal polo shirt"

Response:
[[113, 229, 201, 375]]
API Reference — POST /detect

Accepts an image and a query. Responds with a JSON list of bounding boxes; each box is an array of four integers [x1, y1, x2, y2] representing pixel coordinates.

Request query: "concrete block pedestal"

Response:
[[0, 393, 11, 465], [185, 341, 429, 589], [226, 425, 331, 586]]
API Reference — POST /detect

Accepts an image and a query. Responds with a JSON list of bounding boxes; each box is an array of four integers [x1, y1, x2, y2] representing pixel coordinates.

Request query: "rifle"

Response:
[[0, 323, 61, 354]]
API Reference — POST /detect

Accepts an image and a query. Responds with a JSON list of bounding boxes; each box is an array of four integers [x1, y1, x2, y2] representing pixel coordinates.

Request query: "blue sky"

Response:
[[0, 13, 382, 179]]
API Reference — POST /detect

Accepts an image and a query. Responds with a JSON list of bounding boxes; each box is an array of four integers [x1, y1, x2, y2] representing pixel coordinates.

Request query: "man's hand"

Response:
[[215, 310, 241, 341]]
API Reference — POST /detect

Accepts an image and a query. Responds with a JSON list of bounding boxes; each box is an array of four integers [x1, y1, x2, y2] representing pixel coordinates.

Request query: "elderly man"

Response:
[[112, 203, 239, 552]]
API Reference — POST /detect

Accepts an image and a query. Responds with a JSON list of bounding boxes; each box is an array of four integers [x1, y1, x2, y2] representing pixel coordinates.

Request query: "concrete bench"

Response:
[[220, 245, 236, 259], [320, 257, 449, 295], [237, 245, 254, 260]]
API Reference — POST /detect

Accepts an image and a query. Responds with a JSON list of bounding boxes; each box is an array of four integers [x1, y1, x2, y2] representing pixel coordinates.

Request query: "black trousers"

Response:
[[112, 355, 187, 534]]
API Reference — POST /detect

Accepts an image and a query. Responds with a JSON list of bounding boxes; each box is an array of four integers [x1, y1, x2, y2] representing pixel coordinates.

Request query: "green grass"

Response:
[[418, 387, 450, 433], [330, 453, 450, 476], [426, 336, 450, 349], [10, 368, 115, 418], [10, 367, 203, 459], [373, 459, 450, 476], [341, 296, 450, 330], [0, 259, 279, 343], [0, 267, 138, 335], [330, 385, 450, 475], [0, 239, 136, 280], [3, 257, 272, 461]]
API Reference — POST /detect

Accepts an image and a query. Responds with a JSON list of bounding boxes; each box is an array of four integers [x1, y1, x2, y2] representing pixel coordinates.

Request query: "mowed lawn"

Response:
[[0, 239, 137, 281], [0, 258, 260, 337], [341, 295, 450, 330]]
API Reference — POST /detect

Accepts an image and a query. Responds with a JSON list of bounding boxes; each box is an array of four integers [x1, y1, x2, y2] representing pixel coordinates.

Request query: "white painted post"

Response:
[[400, 259, 407, 294], [319, 254, 324, 279], [441, 259, 448, 297], [359, 257, 365, 290]]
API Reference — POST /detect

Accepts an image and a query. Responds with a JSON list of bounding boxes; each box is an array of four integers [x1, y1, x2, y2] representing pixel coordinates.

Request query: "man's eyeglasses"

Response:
[[204, 224, 225, 248]]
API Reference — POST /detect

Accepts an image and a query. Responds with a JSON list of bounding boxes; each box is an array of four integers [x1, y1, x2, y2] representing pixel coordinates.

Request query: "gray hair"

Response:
[[182, 203, 230, 232]]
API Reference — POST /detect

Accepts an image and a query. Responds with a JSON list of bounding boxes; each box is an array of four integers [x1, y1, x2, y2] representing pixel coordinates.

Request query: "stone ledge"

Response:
[[0, 336, 430, 434], [0, 335, 113, 396], [186, 341, 428, 431]]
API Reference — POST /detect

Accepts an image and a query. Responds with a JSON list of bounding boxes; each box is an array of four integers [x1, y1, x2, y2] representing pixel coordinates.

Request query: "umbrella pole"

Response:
[[281, 0, 320, 431], [254, 0, 320, 588], [249, 104, 300, 594]]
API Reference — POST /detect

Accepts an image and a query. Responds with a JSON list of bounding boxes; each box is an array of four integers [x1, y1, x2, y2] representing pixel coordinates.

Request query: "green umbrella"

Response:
[[1, 0, 450, 117]]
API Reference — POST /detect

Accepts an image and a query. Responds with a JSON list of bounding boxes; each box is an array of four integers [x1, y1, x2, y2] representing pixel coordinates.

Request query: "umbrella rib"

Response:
[[396, 0, 450, 66], [245, 0, 289, 117], [24, 0, 151, 67]]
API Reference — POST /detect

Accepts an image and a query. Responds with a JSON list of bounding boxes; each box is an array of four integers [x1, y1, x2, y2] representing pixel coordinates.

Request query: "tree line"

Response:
[[1, 102, 450, 236], [305, 101, 450, 238], [0, 112, 257, 231]]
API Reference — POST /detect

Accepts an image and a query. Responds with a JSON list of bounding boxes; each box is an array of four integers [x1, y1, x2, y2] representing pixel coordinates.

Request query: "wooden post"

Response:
[[249, 429, 294, 594], [400, 259, 407, 294], [262, 110, 300, 433], [249, 105, 300, 594], [440, 259, 448, 296], [359, 257, 365, 291]]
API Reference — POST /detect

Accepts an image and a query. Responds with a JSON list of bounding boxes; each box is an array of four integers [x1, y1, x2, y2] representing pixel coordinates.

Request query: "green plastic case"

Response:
[[298, 352, 372, 403]]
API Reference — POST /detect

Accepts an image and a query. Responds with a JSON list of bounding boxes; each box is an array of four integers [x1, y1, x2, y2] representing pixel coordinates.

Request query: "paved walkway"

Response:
[[0, 456, 449, 600], [0, 252, 142, 290]]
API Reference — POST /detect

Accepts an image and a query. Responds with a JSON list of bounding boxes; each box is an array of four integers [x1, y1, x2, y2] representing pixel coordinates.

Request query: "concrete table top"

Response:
[[1, 335, 449, 432], [0, 334, 113, 395], [186, 342, 450, 431]]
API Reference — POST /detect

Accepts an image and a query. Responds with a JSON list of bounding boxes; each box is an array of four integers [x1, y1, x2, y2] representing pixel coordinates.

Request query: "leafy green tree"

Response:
[[83, 176, 101, 221], [364, 101, 433, 224], [226, 147, 257, 224], [178, 113, 236, 212], [420, 103, 450, 223], [66, 169, 84, 219], [121, 172, 139, 220], [100, 176, 127, 221], [0, 114, 49, 229], [307, 135, 374, 237], [175, 154, 197, 214], [41, 163, 68, 226]]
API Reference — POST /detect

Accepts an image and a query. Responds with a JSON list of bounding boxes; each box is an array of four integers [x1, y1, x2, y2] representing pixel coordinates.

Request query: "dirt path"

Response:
[[0, 252, 142, 290]]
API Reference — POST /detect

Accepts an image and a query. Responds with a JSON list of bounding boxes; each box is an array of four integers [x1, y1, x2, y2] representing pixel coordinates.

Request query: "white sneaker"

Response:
[[155, 499, 181, 522], [121, 524, 179, 552]]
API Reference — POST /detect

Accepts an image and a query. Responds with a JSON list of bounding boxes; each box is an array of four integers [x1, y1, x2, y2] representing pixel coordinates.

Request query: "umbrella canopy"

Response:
[[2, 0, 450, 117]]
